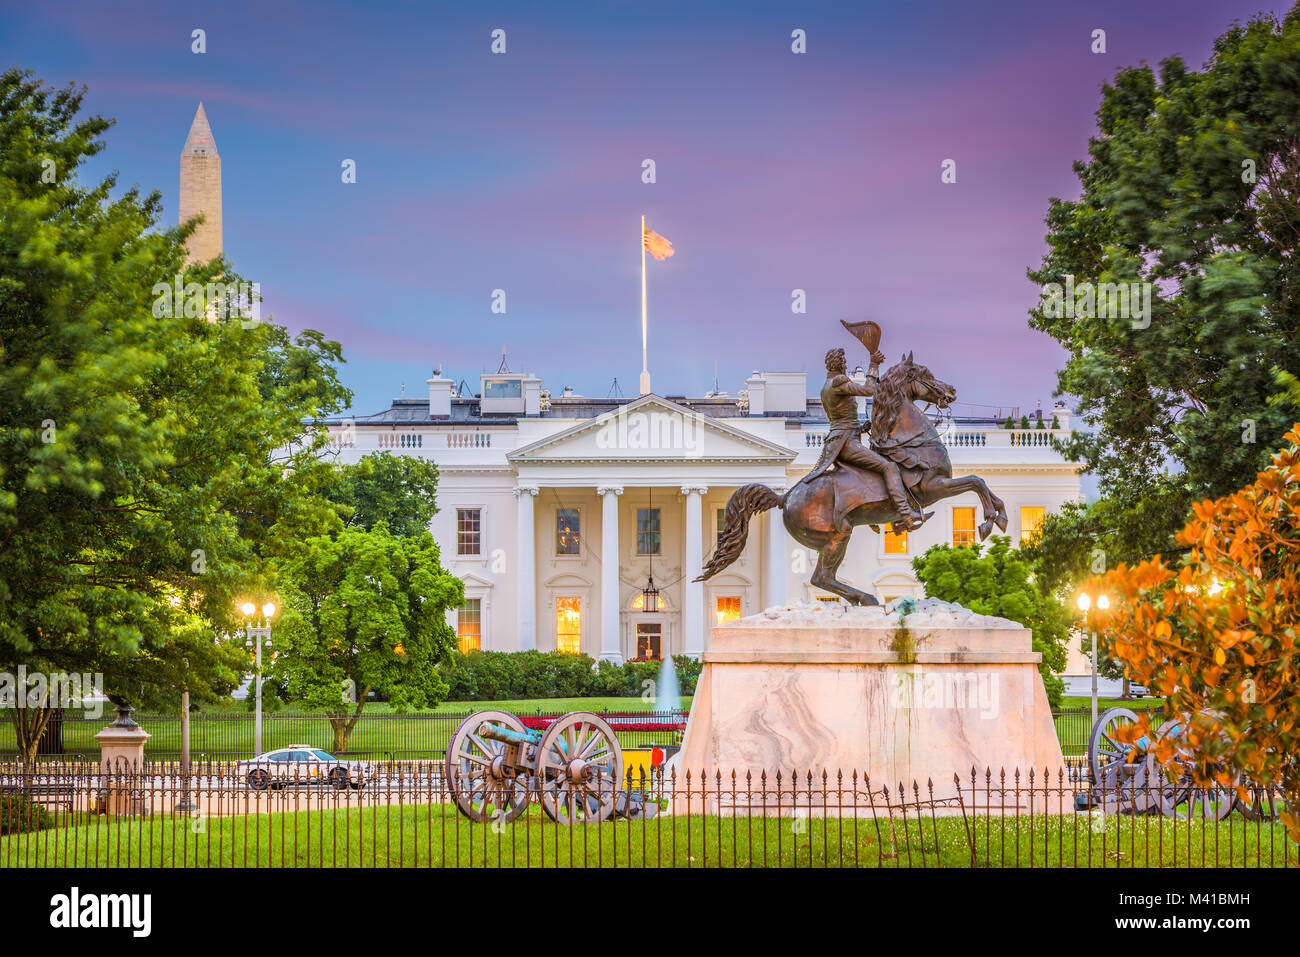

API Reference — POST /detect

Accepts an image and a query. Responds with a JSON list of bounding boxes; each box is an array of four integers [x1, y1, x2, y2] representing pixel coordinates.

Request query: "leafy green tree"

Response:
[[912, 537, 1069, 706], [322, 452, 441, 537], [0, 70, 349, 763], [270, 524, 463, 752], [1027, 9, 1300, 565]]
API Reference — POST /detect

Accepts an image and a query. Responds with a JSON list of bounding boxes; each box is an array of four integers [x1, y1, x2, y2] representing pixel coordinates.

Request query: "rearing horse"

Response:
[[696, 353, 1008, 606]]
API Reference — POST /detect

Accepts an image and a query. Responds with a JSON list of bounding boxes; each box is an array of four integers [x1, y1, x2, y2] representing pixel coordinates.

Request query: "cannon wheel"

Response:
[[1238, 783, 1278, 822], [1088, 707, 1152, 813], [445, 710, 531, 824], [1200, 773, 1239, 821], [1150, 718, 1196, 819], [535, 712, 623, 824]]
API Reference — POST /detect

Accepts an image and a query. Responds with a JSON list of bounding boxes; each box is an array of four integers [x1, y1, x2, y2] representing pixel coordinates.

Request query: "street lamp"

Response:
[[239, 599, 277, 755], [1077, 591, 1110, 728]]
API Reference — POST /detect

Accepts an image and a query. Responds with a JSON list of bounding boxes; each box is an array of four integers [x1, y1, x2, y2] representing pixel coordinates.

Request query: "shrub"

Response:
[[0, 794, 51, 835], [440, 649, 702, 703]]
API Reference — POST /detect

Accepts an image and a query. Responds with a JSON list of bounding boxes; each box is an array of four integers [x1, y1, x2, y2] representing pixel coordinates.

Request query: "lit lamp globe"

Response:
[[262, 601, 276, 618], [240, 601, 256, 617], [1076, 594, 1090, 612]]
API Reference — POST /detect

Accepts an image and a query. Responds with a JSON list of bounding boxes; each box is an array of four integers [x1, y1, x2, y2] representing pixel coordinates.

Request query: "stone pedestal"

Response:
[[674, 599, 1065, 815], [95, 705, 150, 816]]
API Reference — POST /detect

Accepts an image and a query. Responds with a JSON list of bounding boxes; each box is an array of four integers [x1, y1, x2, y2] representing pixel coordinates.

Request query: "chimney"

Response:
[[523, 375, 543, 416], [428, 372, 453, 419], [745, 372, 766, 416]]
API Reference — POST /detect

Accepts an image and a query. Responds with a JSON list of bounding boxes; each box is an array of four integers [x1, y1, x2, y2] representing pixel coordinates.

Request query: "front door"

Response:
[[635, 623, 662, 660]]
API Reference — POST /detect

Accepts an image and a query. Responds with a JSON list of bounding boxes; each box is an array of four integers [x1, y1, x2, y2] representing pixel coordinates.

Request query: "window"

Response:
[[556, 597, 582, 654], [637, 508, 661, 555], [952, 506, 976, 547], [556, 508, 580, 555], [715, 595, 741, 625], [456, 598, 481, 653], [716, 508, 727, 546], [884, 525, 907, 554], [482, 377, 523, 398], [456, 508, 481, 556], [1020, 506, 1046, 543], [636, 623, 662, 659]]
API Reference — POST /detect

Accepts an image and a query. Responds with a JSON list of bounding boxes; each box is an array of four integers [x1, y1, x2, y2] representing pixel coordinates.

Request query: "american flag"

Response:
[[642, 225, 674, 261]]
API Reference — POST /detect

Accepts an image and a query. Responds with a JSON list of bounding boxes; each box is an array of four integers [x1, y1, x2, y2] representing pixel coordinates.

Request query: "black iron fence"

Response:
[[7, 705, 1157, 762], [0, 761, 1292, 868], [1054, 705, 1164, 756], [0, 709, 689, 761]]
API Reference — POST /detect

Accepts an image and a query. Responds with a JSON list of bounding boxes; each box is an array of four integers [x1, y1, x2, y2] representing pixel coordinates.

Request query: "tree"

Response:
[[1027, 9, 1300, 565], [270, 524, 464, 752], [1088, 424, 1300, 841], [912, 538, 1070, 707], [0, 70, 349, 763], [322, 452, 441, 537]]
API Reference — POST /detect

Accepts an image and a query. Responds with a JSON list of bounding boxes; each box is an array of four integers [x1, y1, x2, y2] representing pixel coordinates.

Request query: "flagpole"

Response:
[[640, 214, 650, 395]]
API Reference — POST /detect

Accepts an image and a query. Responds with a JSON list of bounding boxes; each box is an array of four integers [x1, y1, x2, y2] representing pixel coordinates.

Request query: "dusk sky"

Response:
[[2, 0, 1286, 418]]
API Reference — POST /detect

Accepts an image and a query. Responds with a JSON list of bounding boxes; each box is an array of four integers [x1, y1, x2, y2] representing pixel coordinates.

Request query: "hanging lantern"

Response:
[[640, 575, 660, 614]]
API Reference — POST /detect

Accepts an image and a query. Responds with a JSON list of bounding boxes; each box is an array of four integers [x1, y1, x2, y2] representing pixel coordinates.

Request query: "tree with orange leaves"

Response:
[[1086, 425, 1300, 841]]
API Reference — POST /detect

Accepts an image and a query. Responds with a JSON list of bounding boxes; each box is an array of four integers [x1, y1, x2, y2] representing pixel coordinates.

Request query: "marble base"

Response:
[[673, 599, 1065, 815]]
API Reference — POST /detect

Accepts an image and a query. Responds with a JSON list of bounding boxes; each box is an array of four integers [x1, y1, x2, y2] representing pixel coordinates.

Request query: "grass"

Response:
[[1060, 696, 1164, 710], [0, 697, 692, 759], [2, 803, 1292, 868]]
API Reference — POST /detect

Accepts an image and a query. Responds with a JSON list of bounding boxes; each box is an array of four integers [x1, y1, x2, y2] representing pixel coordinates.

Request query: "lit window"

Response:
[[636, 623, 662, 659], [457, 599, 481, 653], [1020, 506, 1046, 543], [556, 597, 581, 654], [715, 595, 741, 624], [556, 508, 580, 555], [457, 508, 481, 556], [884, 525, 907, 554], [953, 506, 976, 547], [637, 508, 661, 555]]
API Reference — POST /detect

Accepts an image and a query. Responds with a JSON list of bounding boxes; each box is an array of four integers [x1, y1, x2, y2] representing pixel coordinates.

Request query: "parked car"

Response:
[[237, 746, 370, 791]]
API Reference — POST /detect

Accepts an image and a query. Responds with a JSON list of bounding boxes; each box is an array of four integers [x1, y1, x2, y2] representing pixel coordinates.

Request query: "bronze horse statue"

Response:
[[696, 354, 1008, 605]]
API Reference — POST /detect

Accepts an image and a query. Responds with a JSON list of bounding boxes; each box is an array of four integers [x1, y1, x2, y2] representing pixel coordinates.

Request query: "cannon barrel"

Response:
[[478, 721, 543, 746]]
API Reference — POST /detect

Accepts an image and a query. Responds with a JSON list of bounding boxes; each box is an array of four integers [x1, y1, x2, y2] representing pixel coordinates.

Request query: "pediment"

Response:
[[507, 395, 795, 464]]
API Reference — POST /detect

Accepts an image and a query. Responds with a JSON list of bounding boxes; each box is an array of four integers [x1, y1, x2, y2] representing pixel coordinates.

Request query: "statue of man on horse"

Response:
[[695, 322, 1008, 606]]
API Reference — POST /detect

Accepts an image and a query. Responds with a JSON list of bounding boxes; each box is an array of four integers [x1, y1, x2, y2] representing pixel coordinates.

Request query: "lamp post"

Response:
[[1076, 591, 1110, 728], [240, 600, 277, 755]]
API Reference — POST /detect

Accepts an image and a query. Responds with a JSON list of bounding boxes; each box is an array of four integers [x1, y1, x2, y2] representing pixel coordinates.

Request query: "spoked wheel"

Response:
[[535, 712, 623, 824], [1200, 774, 1240, 821], [1238, 784, 1277, 822], [1150, 718, 1196, 819], [1088, 707, 1152, 813], [445, 710, 531, 823]]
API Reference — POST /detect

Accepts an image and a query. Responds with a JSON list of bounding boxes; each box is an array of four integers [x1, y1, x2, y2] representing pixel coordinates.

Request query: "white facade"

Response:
[[320, 371, 1082, 664]]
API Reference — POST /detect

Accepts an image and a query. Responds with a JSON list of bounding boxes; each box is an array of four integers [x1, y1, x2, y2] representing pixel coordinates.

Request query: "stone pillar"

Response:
[[95, 705, 150, 816], [514, 485, 540, 651], [681, 485, 708, 657], [598, 486, 624, 664], [764, 488, 788, 609]]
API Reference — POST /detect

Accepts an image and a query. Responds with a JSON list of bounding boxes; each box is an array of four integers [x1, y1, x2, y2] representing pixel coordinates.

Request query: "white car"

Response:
[[237, 746, 370, 791]]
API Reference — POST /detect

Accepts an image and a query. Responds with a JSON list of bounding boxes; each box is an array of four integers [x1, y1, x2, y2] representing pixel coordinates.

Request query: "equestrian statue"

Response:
[[695, 320, 1008, 606]]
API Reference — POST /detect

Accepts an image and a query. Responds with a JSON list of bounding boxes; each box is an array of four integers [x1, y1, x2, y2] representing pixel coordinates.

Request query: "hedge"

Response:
[[443, 650, 700, 703], [0, 794, 51, 835]]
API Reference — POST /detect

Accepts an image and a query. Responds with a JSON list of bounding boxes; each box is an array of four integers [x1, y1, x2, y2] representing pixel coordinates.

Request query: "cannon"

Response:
[[445, 710, 655, 824], [1086, 706, 1276, 820]]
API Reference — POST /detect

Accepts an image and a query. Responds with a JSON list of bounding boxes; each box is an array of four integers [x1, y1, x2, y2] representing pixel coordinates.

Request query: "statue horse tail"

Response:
[[694, 483, 786, 582]]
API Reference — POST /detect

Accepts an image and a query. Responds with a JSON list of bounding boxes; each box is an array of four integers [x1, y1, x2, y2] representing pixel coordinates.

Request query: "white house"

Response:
[[317, 367, 1082, 664]]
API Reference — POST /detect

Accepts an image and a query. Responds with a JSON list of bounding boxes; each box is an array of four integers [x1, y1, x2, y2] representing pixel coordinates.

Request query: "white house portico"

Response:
[[318, 367, 1082, 664]]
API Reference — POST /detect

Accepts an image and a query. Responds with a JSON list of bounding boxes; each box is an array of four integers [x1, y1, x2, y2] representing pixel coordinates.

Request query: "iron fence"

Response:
[[0, 709, 689, 760], [1054, 705, 1164, 756], [0, 761, 1293, 868]]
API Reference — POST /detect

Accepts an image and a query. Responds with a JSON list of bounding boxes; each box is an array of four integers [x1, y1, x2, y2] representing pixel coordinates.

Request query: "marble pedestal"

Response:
[[674, 599, 1065, 815]]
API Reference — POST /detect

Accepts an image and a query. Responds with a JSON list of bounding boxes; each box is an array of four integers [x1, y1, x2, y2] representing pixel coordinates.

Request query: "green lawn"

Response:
[[2, 803, 1292, 868], [1, 698, 691, 759], [1060, 696, 1164, 710]]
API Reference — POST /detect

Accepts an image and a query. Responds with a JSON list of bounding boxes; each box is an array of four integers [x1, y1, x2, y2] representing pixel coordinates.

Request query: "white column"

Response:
[[765, 488, 788, 610], [514, 485, 539, 651], [681, 485, 707, 657], [598, 486, 624, 664]]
